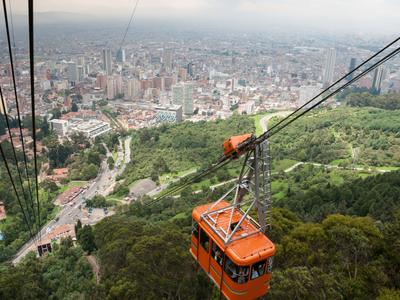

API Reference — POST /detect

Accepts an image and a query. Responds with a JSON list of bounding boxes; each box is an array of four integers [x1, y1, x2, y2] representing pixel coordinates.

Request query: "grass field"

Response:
[[59, 181, 88, 194]]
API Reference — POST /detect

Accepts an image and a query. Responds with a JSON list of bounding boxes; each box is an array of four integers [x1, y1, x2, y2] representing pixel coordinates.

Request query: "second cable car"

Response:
[[190, 135, 276, 299]]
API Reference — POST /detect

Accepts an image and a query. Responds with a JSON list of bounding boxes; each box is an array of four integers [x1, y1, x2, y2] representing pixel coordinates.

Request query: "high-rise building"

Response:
[[153, 77, 165, 91], [116, 48, 126, 63], [347, 58, 357, 81], [172, 82, 193, 115], [125, 78, 140, 100], [96, 74, 107, 89], [322, 48, 336, 87], [183, 83, 193, 115], [77, 65, 85, 82], [113, 75, 123, 95], [172, 84, 183, 106], [372, 65, 386, 94], [102, 49, 112, 75], [163, 49, 173, 71], [107, 76, 116, 100], [187, 62, 194, 78], [67, 62, 78, 85]]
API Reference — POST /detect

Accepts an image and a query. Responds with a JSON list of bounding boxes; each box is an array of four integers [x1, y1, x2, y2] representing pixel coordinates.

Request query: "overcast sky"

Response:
[[9, 0, 400, 34]]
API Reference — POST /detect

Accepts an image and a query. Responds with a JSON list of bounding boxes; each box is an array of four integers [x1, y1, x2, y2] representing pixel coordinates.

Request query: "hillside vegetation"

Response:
[[1, 94, 400, 299]]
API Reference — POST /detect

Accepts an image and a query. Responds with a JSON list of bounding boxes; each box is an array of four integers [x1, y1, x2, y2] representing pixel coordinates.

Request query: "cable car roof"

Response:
[[193, 200, 275, 265]]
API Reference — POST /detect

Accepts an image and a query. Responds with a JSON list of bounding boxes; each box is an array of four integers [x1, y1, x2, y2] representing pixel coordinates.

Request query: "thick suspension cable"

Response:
[[258, 37, 400, 143], [263, 46, 400, 141], [0, 144, 34, 239], [2, 0, 37, 230], [0, 86, 35, 228], [28, 0, 41, 241], [146, 159, 232, 206], [148, 38, 400, 207]]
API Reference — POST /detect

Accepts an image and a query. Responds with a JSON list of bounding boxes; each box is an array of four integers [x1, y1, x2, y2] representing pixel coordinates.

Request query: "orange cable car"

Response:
[[190, 135, 276, 299]]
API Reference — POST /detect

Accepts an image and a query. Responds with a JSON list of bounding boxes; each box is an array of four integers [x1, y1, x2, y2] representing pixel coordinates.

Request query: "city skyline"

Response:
[[4, 0, 400, 34]]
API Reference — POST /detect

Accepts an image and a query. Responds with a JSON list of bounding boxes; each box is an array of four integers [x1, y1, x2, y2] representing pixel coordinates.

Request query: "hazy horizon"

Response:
[[4, 0, 400, 35]]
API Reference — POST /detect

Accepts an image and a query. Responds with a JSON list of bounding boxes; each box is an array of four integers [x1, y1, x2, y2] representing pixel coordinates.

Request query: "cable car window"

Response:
[[199, 229, 209, 252], [211, 242, 223, 266], [224, 257, 249, 284], [267, 256, 274, 273], [251, 260, 266, 280], [192, 220, 199, 239]]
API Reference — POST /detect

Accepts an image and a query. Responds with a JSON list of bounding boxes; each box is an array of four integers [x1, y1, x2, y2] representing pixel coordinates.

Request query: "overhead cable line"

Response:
[[148, 37, 400, 206], [0, 86, 35, 229], [120, 0, 140, 48], [145, 159, 231, 206], [2, 0, 38, 232], [2, 0, 36, 216], [263, 44, 400, 141], [258, 37, 400, 142], [0, 144, 34, 240], [28, 0, 41, 242]]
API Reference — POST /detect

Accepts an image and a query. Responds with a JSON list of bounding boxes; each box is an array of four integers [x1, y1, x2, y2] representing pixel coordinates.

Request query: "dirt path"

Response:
[[86, 255, 100, 283]]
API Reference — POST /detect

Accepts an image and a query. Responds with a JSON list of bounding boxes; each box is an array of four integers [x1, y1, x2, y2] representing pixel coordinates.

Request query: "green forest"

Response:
[[1, 94, 400, 299]]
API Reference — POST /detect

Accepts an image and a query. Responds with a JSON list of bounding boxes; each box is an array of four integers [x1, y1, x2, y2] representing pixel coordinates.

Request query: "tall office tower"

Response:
[[322, 48, 336, 87], [67, 62, 78, 85], [163, 49, 173, 71], [172, 84, 183, 106], [372, 65, 385, 94], [125, 78, 140, 100], [172, 83, 194, 114], [183, 83, 194, 115], [116, 48, 126, 63], [187, 62, 194, 78], [102, 49, 112, 75], [346, 58, 357, 81], [96, 73, 107, 89], [113, 74, 123, 95], [153, 76, 165, 91], [77, 65, 85, 82], [107, 76, 116, 100]]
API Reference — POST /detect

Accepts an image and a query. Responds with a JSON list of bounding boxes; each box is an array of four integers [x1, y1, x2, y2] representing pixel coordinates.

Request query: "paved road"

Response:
[[259, 111, 293, 133], [12, 138, 131, 265]]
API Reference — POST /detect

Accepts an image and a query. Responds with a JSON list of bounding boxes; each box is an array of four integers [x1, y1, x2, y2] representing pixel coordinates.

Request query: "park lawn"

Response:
[[159, 167, 197, 185], [252, 112, 271, 136], [273, 159, 298, 172], [330, 159, 347, 166], [59, 180, 88, 194]]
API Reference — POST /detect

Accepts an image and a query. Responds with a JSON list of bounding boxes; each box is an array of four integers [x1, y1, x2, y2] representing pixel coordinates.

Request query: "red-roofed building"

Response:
[[37, 224, 76, 256], [56, 186, 85, 205]]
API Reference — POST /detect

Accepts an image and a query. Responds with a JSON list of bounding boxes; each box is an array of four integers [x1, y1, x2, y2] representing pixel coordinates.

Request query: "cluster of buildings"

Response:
[[49, 110, 111, 139], [0, 31, 398, 134]]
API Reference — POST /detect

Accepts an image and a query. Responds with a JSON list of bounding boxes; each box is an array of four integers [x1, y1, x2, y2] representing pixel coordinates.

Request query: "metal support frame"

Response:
[[201, 140, 272, 245]]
